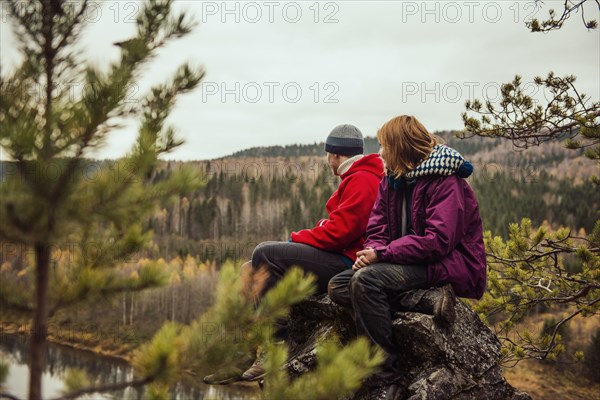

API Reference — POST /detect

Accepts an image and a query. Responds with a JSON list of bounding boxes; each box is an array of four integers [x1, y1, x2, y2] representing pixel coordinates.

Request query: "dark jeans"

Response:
[[250, 241, 349, 296], [246, 241, 349, 340], [328, 263, 428, 370]]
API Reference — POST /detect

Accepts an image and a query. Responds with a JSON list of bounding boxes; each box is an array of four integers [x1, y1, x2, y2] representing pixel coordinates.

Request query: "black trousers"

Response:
[[328, 263, 429, 369], [250, 241, 350, 296], [246, 241, 350, 340]]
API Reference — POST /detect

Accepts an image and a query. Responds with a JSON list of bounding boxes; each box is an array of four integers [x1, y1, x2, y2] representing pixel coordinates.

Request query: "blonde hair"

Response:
[[377, 115, 441, 178]]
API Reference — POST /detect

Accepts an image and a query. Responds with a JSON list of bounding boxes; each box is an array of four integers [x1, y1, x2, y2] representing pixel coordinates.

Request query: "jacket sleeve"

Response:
[[363, 179, 389, 250], [375, 176, 466, 265], [290, 172, 379, 252]]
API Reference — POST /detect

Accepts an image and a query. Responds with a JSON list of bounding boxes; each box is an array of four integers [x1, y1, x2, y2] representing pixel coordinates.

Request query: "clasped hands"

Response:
[[352, 247, 378, 271]]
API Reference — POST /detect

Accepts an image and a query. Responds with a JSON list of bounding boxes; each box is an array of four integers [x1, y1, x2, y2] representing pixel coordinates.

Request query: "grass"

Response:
[[500, 308, 600, 399], [504, 359, 600, 400]]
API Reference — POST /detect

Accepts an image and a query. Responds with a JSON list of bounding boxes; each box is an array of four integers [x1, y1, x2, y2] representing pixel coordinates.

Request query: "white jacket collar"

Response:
[[338, 154, 364, 176]]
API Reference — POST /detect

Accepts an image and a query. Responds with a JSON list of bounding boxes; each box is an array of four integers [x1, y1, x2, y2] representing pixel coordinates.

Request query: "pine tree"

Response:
[[0, 1, 203, 398], [132, 263, 384, 399], [462, 0, 599, 363], [461, 0, 599, 163]]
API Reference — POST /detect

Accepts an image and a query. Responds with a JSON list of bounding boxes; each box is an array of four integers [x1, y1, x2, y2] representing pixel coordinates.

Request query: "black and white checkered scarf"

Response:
[[405, 144, 472, 179]]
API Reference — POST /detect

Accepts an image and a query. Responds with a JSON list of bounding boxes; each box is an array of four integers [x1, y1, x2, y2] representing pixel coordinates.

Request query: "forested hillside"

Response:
[[143, 132, 599, 263], [1, 132, 596, 264]]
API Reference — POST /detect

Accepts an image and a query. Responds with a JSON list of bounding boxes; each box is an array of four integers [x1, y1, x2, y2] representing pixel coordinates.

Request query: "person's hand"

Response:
[[353, 248, 378, 271]]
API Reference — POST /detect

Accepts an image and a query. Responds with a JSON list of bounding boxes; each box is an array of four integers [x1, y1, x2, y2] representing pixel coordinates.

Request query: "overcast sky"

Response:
[[1, 0, 599, 160]]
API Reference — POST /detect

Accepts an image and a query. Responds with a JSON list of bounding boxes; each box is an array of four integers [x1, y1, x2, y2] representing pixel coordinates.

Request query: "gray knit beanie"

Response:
[[324, 124, 364, 156]]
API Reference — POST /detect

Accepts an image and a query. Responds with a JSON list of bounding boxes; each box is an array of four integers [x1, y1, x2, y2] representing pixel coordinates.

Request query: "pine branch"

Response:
[[527, 0, 597, 32], [462, 73, 599, 153], [511, 297, 600, 361], [519, 284, 599, 305], [53, 1, 90, 52], [48, 7, 202, 206], [8, 1, 44, 51]]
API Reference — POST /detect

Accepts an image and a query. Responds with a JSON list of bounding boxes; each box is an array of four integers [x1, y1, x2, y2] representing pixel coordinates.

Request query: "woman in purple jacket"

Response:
[[328, 115, 486, 380]]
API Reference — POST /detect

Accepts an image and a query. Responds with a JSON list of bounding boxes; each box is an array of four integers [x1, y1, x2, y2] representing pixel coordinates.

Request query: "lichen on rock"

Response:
[[285, 295, 531, 400]]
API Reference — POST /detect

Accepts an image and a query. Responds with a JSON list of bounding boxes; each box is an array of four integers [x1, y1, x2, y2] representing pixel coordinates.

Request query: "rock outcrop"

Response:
[[285, 295, 531, 400]]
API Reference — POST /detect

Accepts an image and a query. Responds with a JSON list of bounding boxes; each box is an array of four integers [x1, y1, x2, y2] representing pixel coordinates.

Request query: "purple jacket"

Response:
[[365, 175, 487, 299]]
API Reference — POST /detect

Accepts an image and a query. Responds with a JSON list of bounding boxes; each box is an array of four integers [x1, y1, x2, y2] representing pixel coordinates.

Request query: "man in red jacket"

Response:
[[252, 124, 385, 299], [203, 124, 384, 385]]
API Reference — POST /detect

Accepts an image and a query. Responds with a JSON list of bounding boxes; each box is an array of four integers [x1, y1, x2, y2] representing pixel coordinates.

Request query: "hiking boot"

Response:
[[409, 285, 456, 326], [433, 284, 456, 327], [241, 349, 267, 381], [203, 352, 256, 385]]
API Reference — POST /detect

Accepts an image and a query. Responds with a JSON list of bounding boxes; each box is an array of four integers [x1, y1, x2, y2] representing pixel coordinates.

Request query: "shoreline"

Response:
[[0, 320, 135, 364], [0, 320, 260, 391]]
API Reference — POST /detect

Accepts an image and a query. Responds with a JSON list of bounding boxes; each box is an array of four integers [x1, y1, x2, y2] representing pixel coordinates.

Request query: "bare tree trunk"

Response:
[[186, 284, 192, 324], [171, 287, 176, 322], [178, 198, 183, 235], [123, 292, 127, 325], [129, 293, 134, 325], [160, 291, 165, 318], [29, 242, 50, 400], [30, 1, 56, 394]]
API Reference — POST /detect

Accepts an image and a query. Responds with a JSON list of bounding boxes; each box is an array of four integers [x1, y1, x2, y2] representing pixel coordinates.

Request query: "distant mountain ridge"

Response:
[[220, 130, 594, 183], [223, 131, 498, 159]]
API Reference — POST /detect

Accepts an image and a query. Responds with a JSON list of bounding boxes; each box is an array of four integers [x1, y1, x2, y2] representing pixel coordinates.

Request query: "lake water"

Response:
[[0, 335, 260, 399]]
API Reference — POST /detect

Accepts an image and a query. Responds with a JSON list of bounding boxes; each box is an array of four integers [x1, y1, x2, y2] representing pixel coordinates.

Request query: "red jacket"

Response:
[[290, 154, 384, 261]]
